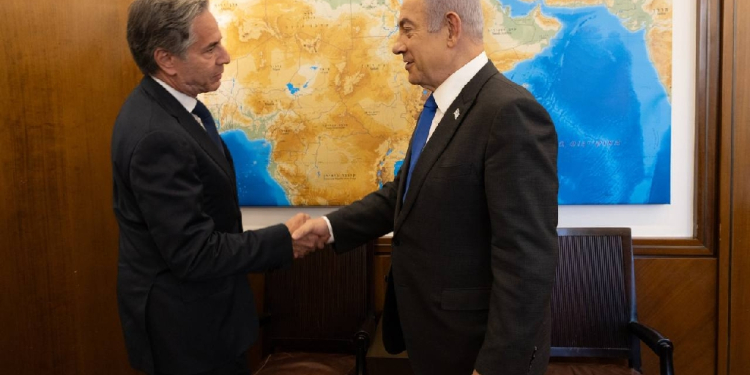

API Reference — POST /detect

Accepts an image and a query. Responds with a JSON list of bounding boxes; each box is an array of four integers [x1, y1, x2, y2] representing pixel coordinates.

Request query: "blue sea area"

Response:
[[503, 2, 671, 204], [221, 130, 290, 206], [497, 0, 537, 17], [394, 160, 404, 177]]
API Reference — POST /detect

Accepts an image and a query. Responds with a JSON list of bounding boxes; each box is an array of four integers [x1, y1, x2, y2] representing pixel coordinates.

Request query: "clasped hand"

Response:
[[285, 214, 329, 259]]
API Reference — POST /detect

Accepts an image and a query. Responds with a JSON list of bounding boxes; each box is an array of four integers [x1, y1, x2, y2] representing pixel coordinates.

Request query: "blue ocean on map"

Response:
[[221, 130, 290, 206], [502, 0, 671, 204]]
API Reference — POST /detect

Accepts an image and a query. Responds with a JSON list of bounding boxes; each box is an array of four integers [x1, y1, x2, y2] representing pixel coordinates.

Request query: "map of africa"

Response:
[[200, 0, 672, 206]]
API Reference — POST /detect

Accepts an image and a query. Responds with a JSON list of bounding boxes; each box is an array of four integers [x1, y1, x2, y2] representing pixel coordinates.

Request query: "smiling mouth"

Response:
[[404, 62, 413, 70]]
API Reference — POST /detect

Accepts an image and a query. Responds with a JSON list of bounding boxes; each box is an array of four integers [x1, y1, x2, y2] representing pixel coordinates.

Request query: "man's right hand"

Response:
[[286, 215, 330, 259], [292, 217, 331, 258]]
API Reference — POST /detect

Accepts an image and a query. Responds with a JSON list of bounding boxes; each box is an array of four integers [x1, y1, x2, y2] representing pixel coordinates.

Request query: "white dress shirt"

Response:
[[427, 51, 488, 142]]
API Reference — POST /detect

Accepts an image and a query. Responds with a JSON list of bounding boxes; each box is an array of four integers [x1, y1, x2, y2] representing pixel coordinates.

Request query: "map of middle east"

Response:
[[201, 0, 673, 206]]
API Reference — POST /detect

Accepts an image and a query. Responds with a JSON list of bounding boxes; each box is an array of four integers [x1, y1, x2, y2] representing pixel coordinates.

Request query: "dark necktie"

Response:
[[404, 94, 437, 199], [192, 100, 225, 155]]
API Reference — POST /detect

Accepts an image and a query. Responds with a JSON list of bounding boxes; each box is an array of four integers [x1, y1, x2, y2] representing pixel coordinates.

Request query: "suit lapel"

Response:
[[394, 62, 499, 232], [140, 77, 234, 180]]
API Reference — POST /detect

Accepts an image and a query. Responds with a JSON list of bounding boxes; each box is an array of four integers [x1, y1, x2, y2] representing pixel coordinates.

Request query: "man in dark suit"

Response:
[[111, 1, 322, 374], [292, 0, 559, 374]]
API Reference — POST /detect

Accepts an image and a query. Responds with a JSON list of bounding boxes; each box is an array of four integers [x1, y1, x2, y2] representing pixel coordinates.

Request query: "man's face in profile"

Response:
[[392, 0, 451, 91], [171, 10, 230, 97]]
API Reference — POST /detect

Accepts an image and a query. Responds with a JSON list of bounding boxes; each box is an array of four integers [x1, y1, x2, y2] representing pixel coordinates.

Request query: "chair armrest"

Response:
[[628, 321, 675, 375], [354, 312, 378, 350], [354, 312, 378, 375]]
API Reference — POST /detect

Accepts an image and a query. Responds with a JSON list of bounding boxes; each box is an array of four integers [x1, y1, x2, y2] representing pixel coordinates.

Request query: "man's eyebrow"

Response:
[[204, 40, 220, 51], [398, 18, 414, 28]]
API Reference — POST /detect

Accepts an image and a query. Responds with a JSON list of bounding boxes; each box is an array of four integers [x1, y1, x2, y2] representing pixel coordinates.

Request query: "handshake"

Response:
[[284, 214, 332, 259]]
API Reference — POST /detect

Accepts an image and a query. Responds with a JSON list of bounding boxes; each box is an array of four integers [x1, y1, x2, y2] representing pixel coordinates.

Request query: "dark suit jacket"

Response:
[[327, 62, 559, 375], [111, 77, 293, 375]]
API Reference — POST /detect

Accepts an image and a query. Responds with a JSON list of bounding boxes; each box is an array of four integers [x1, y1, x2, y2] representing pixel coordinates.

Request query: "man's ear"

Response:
[[154, 48, 177, 76], [445, 12, 462, 47]]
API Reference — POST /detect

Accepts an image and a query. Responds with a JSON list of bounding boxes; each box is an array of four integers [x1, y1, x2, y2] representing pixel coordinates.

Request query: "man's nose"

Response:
[[218, 45, 231, 64], [392, 41, 405, 55]]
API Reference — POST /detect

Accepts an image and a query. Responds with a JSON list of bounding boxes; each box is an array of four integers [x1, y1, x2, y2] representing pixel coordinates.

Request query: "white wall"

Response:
[[242, 1, 696, 239]]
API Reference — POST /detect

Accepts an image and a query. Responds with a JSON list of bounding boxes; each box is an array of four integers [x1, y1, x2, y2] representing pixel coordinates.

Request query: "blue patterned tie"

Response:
[[192, 100, 225, 156], [404, 94, 437, 199]]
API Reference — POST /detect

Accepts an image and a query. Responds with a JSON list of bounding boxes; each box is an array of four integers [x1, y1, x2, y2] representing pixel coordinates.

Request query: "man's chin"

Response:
[[208, 82, 222, 92]]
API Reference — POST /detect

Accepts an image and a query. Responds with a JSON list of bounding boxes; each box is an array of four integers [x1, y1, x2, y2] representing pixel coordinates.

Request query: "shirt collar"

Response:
[[151, 76, 198, 113], [432, 51, 488, 113]]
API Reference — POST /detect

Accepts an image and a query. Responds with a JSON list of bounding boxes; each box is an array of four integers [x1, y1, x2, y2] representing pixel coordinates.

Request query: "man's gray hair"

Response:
[[126, 0, 209, 75], [424, 0, 484, 41]]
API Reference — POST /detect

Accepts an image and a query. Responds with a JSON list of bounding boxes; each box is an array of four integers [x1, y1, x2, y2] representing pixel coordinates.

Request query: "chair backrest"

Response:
[[263, 241, 374, 354], [551, 228, 640, 366]]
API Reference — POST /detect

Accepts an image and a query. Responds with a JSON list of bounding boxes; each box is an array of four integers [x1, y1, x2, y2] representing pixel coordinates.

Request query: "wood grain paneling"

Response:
[[373, 255, 390, 315], [635, 258, 716, 375], [726, 0, 750, 372], [717, 1, 735, 373], [0, 0, 140, 373], [373, 238, 393, 314]]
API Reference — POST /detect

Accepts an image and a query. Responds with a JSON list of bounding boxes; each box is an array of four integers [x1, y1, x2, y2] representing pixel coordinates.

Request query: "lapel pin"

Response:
[[454, 108, 460, 120]]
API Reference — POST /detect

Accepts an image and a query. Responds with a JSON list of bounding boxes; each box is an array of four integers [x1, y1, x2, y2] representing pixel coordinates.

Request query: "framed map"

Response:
[[201, 0, 672, 206]]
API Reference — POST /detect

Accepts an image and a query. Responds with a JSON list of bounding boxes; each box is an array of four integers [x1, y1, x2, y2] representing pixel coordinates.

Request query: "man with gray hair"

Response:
[[111, 1, 322, 374], [292, 0, 559, 374]]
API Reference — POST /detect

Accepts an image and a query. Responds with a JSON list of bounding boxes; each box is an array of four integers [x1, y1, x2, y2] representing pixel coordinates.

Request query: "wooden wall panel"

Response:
[[635, 258, 716, 375], [727, 0, 750, 372], [373, 239, 393, 314], [0, 0, 140, 373]]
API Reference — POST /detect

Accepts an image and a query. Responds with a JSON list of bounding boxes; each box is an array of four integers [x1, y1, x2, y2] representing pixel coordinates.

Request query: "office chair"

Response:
[[254, 241, 377, 375], [546, 227, 675, 375]]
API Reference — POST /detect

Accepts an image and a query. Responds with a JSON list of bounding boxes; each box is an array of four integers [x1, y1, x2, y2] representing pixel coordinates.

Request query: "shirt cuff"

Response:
[[322, 216, 335, 244]]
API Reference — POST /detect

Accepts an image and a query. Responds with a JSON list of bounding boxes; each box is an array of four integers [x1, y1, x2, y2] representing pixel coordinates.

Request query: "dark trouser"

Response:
[[153, 354, 250, 375]]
